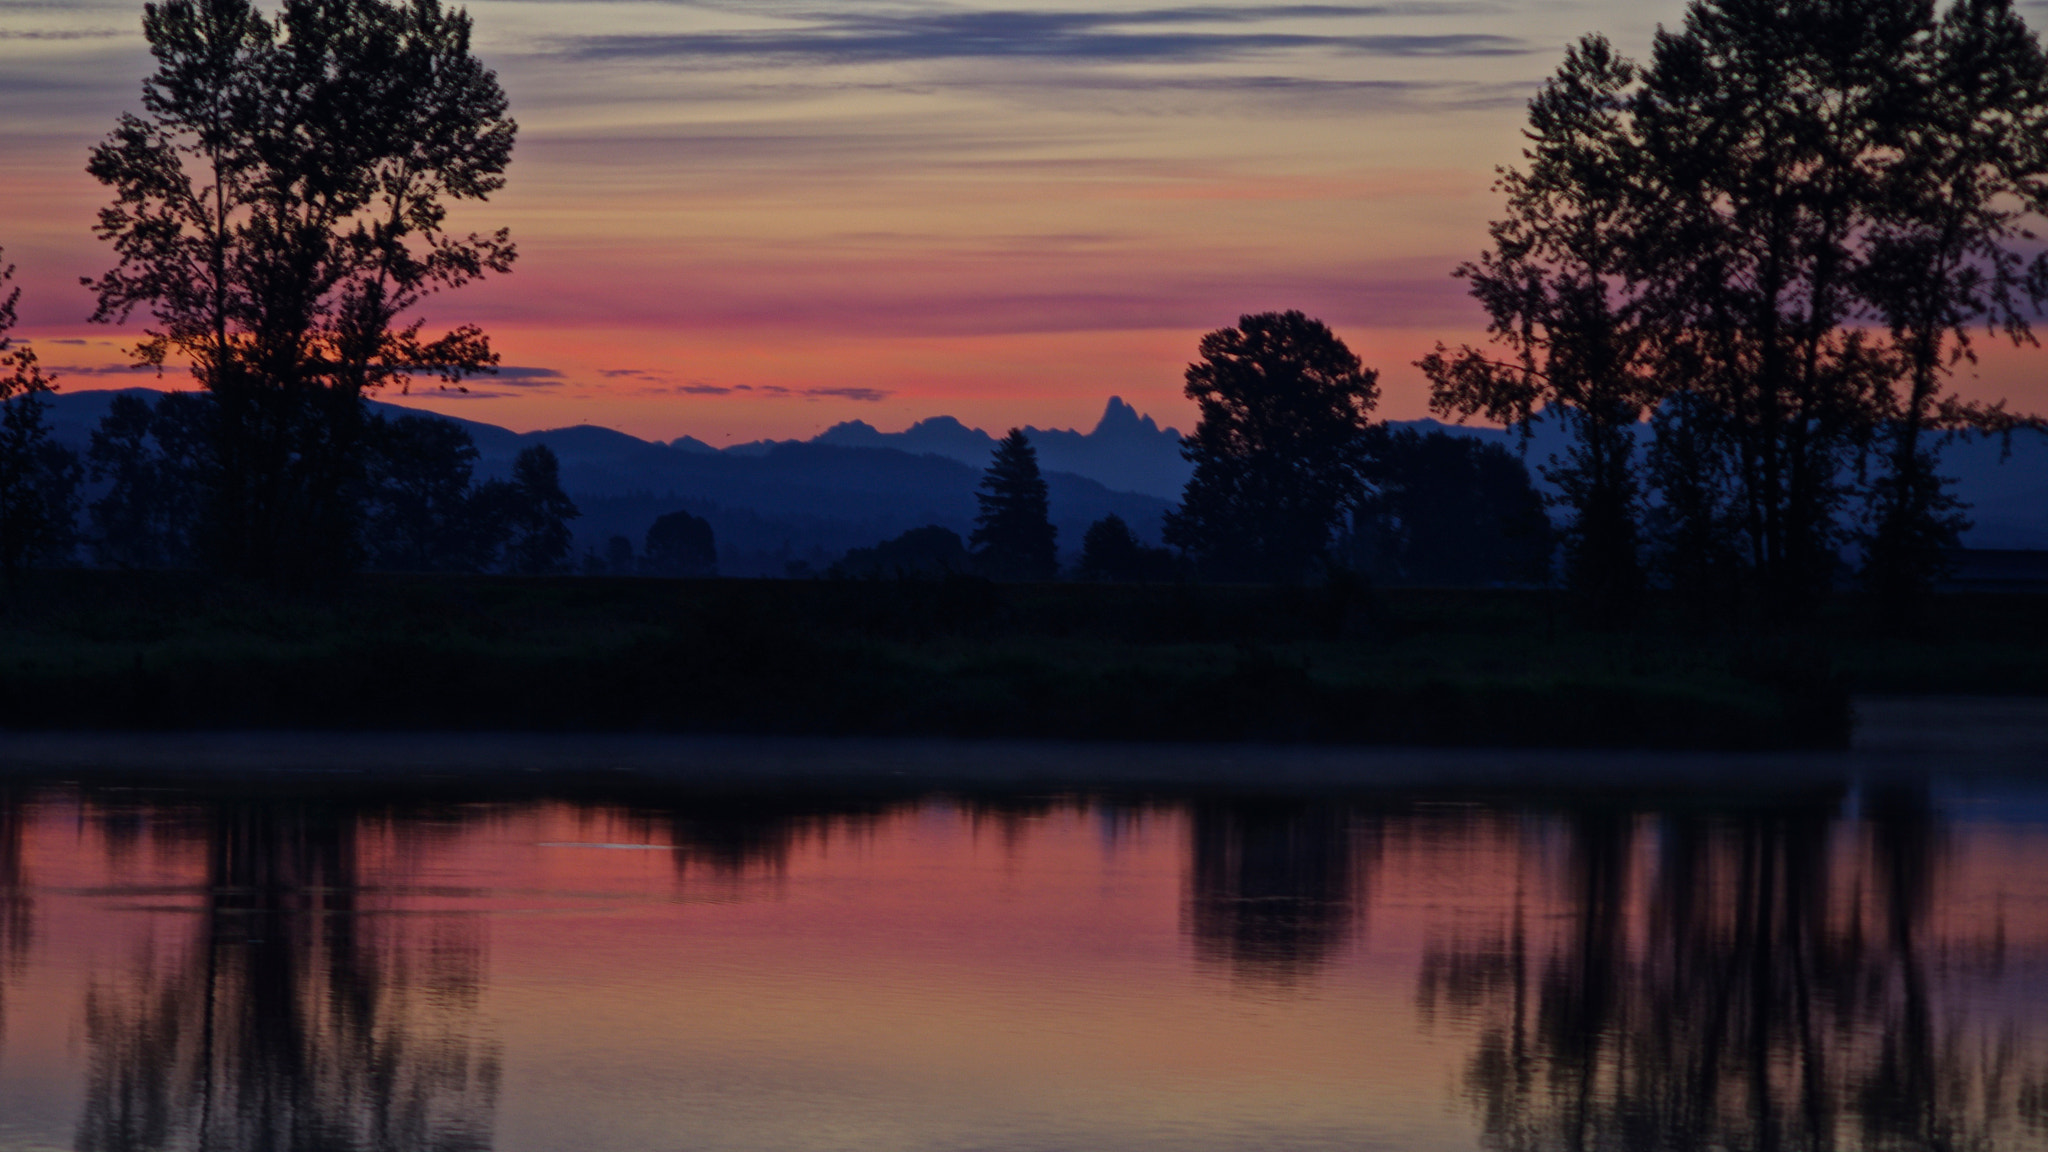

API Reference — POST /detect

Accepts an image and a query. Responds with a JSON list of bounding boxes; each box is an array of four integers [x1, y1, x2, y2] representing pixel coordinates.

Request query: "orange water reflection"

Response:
[[0, 780, 2043, 1151]]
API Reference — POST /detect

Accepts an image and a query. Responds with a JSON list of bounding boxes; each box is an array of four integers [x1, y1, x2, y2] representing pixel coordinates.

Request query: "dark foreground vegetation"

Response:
[[4, 572, 2038, 750]]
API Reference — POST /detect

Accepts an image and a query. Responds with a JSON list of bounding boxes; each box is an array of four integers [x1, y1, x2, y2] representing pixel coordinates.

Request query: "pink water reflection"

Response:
[[0, 783, 2042, 1151]]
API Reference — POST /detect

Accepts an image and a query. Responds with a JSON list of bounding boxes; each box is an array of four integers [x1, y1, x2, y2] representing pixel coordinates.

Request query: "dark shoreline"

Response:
[[3, 573, 2043, 752], [0, 697, 2038, 795]]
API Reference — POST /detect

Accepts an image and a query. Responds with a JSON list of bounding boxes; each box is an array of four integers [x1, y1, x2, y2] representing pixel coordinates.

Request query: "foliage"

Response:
[[0, 573, 1884, 749], [831, 525, 971, 579], [1853, 0, 2048, 621], [88, 392, 214, 568], [491, 445, 577, 575], [1428, 0, 2048, 628], [1418, 36, 1656, 620], [971, 429, 1058, 581], [1078, 514, 1177, 582], [360, 413, 503, 572], [1165, 312, 1379, 583], [643, 509, 717, 577], [85, 0, 516, 581], [0, 258, 81, 577], [1348, 429, 1552, 587]]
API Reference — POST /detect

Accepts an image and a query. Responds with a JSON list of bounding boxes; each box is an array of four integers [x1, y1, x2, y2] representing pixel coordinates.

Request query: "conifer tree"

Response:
[[971, 429, 1058, 581]]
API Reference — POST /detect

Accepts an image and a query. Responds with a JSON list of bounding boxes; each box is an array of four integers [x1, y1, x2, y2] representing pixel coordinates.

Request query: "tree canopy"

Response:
[[1166, 311, 1378, 584], [0, 256, 79, 576], [1425, 0, 2048, 626], [86, 0, 516, 580]]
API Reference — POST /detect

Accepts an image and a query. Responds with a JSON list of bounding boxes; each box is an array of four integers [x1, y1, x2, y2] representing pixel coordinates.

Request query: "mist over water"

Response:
[[0, 762, 2043, 1151]]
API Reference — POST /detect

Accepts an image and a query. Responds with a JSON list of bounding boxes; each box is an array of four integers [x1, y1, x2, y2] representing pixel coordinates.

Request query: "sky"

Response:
[[5, 0, 2048, 444]]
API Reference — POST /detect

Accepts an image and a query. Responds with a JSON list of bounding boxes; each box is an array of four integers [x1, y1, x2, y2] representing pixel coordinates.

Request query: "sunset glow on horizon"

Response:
[[9, 0, 2048, 443]]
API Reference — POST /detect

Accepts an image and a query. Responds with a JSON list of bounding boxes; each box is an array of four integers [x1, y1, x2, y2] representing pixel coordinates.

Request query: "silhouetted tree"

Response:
[[0, 258, 80, 577], [1643, 391, 1745, 622], [1419, 36, 1656, 622], [1628, 0, 1923, 623], [1165, 311, 1379, 583], [492, 444, 576, 574], [1431, 2, 2048, 627], [85, 0, 516, 582], [1077, 514, 1176, 582], [643, 509, 716, 577], [971, 429, 1057, 581], [360, 413, 502, 571], [830, 525, 970, 579], [87, 391, 217, 569], [1350, 429, 1552, 586], [1855, 0, 2048, 624], [605, 533, 635, 575]]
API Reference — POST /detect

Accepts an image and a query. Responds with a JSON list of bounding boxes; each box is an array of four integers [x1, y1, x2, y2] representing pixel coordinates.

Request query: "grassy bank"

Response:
[[0, 571, 2034, 748], [4, 569, 1982, 750]]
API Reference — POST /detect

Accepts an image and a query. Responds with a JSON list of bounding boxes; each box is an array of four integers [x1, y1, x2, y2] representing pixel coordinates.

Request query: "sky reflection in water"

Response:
[[0, 772, 2044, 1151]]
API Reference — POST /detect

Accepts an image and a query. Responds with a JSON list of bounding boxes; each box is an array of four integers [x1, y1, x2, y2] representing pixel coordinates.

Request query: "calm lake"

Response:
[[0, 721, 2044, 1151]]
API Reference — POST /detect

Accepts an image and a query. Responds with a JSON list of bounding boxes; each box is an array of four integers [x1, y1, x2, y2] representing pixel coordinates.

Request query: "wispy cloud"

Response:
[[557, 5, 1527, 67], [805, 386, 890, 401], [44, 362, 150, 377], [659, 382, 893, 400], [481, 365, 566, 385], [0, 28, 126, 39]]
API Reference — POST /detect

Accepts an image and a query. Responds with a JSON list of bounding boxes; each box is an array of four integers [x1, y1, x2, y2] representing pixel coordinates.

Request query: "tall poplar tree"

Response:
[[1858, 0, 2048, 621], [85, 0, 516, 582], [1436, 0, 2048, 627], [1420, 36, 1659, 622]]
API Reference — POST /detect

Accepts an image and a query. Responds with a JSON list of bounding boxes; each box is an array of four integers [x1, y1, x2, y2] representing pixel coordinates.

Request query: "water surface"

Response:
[[0, 739, 2043, 1151]]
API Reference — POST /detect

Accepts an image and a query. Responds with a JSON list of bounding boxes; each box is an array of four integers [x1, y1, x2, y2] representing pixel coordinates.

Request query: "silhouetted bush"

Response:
[[1349, 429, 1553, 586], [1078, 515, 1176, 582], [643, 510, 716, 577], [831, 525, 971, 579]]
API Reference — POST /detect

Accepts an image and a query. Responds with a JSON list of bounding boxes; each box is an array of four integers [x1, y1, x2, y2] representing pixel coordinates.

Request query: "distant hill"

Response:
[[39, 388, 2048, 574], [805, 397, 1193, 499], [42, 389, 1177, 576]]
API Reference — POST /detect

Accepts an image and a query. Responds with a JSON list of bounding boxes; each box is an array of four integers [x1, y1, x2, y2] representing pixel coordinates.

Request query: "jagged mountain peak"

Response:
[[1093, 396, 1160, 437]]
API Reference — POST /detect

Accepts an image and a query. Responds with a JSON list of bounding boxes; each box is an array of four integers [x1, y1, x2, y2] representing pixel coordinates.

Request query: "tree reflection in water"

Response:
[[1184, 800, 1377, 980], [1416, 786, 2048, 1152], [74, 800, 498, 1152], [0, 786, 31, 1044]]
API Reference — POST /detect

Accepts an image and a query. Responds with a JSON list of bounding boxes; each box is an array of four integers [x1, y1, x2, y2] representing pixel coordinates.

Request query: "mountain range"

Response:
[[39, 389, 2048, 575]]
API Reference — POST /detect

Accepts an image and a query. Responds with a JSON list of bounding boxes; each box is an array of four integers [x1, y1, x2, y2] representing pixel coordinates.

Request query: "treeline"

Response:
[[0, 337, 582, 576], [831, 416, 1550, 587], [1423, 0, 2048, 627], [1066, 0, 2048, 626], [92, 391, 580, 574]]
